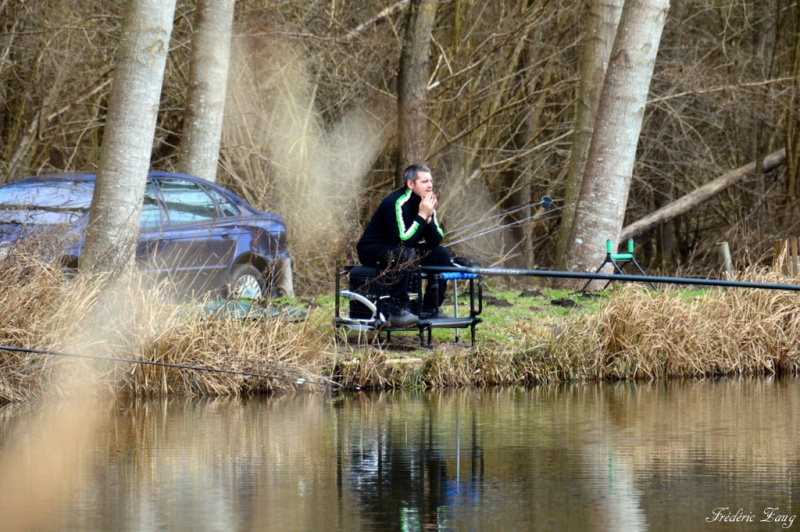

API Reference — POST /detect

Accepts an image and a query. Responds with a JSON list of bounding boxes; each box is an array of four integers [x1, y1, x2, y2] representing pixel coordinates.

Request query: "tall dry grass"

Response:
[[552, 271, 800, 381], [4, 237, 800, 400], [0, 246, 330, 405], [333, 270, 800, 389]]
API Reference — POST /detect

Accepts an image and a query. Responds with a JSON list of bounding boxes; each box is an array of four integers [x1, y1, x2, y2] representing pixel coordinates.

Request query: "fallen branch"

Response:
[[621, 148, 787, 240], [339, 0, 409, 44]]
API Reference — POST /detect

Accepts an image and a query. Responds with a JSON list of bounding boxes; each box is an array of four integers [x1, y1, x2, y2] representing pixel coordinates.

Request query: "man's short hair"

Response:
[[403, 164, 431, 185]]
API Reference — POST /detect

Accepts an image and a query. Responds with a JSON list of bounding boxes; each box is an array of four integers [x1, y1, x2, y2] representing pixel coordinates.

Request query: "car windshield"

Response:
[[0, 180, 93, 225]]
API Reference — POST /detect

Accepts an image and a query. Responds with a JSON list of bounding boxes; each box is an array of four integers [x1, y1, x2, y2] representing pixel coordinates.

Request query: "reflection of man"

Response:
[[357, 164, 452, 327]]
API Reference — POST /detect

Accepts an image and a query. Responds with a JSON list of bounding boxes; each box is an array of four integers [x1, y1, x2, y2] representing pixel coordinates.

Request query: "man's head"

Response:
[[404, 164, 433, 198]]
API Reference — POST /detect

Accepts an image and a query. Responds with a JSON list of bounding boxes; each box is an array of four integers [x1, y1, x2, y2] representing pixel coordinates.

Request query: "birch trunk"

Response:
[[564, 0, 670, 285], [176, 0, 235, 183], [81, 0, 176, 274], [553, 0, 624, 269]]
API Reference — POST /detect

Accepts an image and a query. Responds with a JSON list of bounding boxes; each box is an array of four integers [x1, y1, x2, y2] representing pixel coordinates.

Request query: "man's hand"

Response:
[[419, 192, 437, 222]]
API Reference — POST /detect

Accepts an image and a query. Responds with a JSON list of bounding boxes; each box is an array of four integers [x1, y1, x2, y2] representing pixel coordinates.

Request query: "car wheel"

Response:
[[227, 264, 267, 299], [60, 259, 79, 285]]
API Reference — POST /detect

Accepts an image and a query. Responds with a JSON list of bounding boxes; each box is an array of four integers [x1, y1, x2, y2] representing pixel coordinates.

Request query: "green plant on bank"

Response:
[[1, 248, 800, 403]]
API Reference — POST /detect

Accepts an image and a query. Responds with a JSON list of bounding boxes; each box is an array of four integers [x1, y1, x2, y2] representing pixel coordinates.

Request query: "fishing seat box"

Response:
[[347, 265, 422, 319], [347, 266, 381, 319], [335, 261, 483, 348]]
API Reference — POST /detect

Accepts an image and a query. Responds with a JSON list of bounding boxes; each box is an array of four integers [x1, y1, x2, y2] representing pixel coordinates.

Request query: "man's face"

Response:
[[407, 171, 433, 198]]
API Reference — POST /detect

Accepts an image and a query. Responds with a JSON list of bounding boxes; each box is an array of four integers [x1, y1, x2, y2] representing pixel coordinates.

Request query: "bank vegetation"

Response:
[[1, 249, 799, 404]]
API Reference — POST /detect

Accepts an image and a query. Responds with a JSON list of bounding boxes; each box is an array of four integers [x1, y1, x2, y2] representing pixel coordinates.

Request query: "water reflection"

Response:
[[0, 378, 798, 531], [341, 395, 486, 530]]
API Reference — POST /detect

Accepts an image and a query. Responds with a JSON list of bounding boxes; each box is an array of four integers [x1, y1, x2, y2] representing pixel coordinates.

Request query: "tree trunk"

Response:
[[176, 0, 235, 183], [81, 0, 176, 274], [786, 8, 800, 200], [396, 0, 439, 183], [621, 149, 787, 241], [748, 0, 778, 223], [553, 0, 624, 270], [563, 0, 670, 287]]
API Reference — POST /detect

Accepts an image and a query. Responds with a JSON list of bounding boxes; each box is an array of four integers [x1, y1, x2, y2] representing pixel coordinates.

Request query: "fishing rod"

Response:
[[0, 345, 361, 390], [445, 199, 565, 248], [421, 265, 800, 292], [447, 196, 556, 235]]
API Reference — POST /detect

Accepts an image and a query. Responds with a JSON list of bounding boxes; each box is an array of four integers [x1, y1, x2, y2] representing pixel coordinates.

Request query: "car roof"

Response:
[[15, 172, 96, 183], [12, 172, 238, 196], [17, 171, 212, 183], [7, 171, 263, 214]]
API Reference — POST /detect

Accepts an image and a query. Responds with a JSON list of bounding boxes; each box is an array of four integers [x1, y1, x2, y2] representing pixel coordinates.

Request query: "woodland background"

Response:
[[1, 0, 799, 294]]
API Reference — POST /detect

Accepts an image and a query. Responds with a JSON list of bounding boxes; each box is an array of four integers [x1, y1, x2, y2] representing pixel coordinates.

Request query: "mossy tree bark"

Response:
[[553, 0, 624, 271]]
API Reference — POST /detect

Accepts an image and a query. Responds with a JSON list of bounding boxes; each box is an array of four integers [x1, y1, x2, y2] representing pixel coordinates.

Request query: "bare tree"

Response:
[[425, 3, 578, 269], [553, 0, 624, 269], [397, 0, 439, 181], [0, 1, 119, 179], [81, 0, 176, 274], [3, 1, 800, 281], [176, 0, 235, 183], [496, 1, 566, 269], [787, 15, 800, 201], [563, 0, 670, 284]]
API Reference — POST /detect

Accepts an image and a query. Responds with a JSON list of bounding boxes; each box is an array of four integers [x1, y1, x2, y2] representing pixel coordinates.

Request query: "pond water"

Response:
[[0, 378, 798, 531]]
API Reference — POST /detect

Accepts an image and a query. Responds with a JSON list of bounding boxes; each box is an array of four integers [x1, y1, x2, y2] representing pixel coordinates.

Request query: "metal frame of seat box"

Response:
[[333, 263, 483, 348]]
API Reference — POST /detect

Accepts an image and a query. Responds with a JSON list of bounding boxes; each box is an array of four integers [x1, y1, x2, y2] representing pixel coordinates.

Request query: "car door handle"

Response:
[[220, 232, 232, 239]]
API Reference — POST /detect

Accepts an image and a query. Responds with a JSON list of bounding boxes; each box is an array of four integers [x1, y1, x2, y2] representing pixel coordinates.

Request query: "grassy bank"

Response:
[[1, 253, 799, 404], [332, 272, 800, 388]]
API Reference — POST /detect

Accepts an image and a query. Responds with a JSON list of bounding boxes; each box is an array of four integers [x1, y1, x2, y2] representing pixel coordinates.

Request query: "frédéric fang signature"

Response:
[[706, 507, 796, 528]]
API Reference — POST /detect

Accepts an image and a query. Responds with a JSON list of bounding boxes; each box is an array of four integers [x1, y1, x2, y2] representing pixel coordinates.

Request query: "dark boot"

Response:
[[385, 300, 419, 327]]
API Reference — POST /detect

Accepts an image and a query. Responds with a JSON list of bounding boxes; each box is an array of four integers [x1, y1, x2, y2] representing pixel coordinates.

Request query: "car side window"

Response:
[[206, 188, 240, 217], [140, 182, 163, 229], [158, 178, 217, 225]]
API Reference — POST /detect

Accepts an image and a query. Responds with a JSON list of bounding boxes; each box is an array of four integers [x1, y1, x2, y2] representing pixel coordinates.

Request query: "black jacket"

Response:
[[358, 187, 444, 249]]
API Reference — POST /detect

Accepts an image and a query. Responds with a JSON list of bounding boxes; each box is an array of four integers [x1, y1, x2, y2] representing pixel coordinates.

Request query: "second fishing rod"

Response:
[[444, 196, 564, 248]]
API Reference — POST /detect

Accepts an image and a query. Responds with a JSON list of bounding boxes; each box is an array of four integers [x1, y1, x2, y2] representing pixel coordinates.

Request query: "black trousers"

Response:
[[356, 243, 451, 310]]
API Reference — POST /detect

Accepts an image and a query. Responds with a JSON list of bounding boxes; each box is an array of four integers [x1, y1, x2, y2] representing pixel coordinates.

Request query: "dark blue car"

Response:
[[0, 171, 290, 299]]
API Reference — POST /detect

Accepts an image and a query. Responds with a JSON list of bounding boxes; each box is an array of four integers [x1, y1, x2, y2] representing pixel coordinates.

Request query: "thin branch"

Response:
[[649, 76, 797, 104], [339, 0, 409, 44]]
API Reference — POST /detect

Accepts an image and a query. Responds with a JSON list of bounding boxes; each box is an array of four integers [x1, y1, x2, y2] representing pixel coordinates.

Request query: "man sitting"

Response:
[[357, 164, 452, 327]]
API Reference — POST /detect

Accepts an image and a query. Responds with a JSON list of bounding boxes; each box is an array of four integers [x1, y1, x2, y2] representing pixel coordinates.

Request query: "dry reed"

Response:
[[4, 240, 800, 401], [552, 270, 800, 381], [0, 247, 329, 405], [333, 270, 800, 388]]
